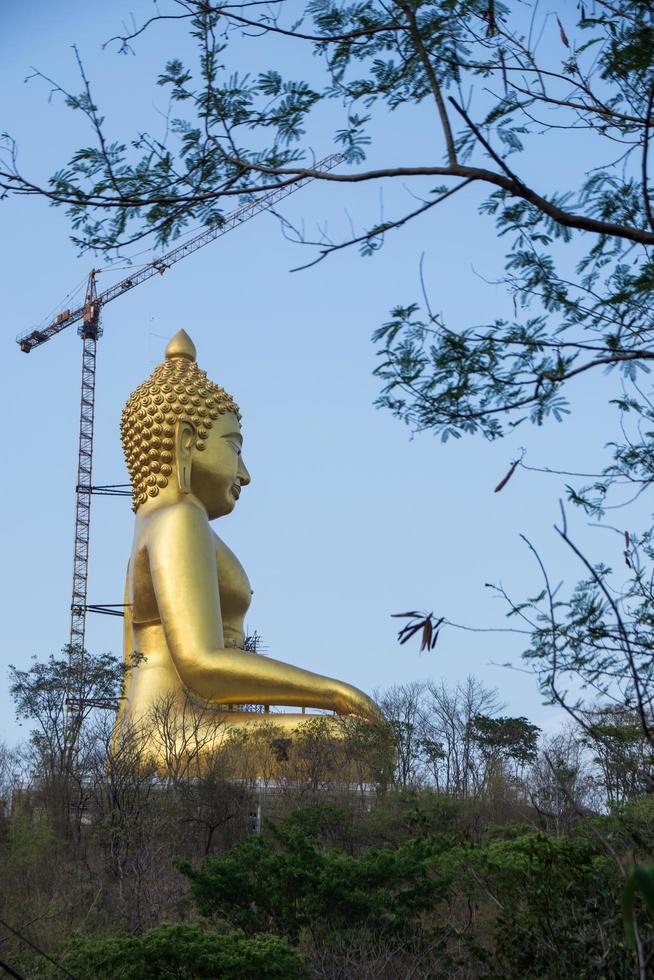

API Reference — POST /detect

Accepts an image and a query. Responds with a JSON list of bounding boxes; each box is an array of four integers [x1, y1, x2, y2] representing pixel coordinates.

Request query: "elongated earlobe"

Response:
[[178, 462, 191, 494], [175, 421, 195, 494]]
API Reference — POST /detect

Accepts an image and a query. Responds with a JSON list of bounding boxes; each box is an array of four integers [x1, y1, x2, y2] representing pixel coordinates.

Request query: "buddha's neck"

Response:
[[137, 487, 209, 519]]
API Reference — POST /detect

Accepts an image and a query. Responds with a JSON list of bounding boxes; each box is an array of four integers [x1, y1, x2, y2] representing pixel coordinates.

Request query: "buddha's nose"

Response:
[[238, 456, 251, 487]]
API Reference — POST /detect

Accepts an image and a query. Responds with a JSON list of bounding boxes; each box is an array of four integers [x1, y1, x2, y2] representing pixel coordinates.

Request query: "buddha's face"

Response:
[[190, 411, 251, 519]]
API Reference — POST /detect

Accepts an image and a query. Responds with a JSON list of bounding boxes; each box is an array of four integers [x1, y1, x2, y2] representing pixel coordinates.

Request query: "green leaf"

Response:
[[623, 864, 654, 948]]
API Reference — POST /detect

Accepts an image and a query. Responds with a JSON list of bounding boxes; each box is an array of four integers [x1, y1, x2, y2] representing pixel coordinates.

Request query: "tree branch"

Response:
[[642, 76, 654, 233], [217, 156, 654, 247], [397, 1, 457, 165], [287, 178, 473, 270], [103, 1, 401, 50]]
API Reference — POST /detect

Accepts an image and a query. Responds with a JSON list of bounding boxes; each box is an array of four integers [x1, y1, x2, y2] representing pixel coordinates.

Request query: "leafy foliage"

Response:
[[59, 924, 307, 979], [8, 647, 136, 780], [178, 816, 451, 941], [624, 864, 654, 950], [455, 826, 634, 978], [468, 713, 540, 768], [173, 801, 654, 978]]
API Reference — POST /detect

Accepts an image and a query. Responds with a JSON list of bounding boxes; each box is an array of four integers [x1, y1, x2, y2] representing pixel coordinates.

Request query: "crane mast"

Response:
[[70, 272, 100, 659], [16, 153, 344, 677]]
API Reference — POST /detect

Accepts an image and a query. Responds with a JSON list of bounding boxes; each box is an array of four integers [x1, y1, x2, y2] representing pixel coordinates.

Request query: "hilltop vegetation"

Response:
[[1, 658, 654, 977]]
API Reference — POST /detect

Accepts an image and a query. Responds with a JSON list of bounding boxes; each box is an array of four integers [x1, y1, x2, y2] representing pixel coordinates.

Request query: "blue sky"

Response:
[[1, 0, 641, 744]]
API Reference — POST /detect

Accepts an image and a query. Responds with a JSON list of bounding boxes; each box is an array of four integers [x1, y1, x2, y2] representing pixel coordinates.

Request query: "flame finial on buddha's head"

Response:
[[165, 329, 197, 362]]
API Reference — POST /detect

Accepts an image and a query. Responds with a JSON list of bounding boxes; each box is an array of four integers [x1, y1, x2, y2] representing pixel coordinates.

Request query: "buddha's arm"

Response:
[[146, 502, 379, 719]]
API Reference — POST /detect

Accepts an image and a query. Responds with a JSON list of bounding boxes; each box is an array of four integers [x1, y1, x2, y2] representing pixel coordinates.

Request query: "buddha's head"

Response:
[[120, 330, 250, 517]]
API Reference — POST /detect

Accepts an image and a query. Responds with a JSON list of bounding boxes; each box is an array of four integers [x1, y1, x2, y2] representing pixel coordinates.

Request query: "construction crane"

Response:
[[16, 152, 344, 676]]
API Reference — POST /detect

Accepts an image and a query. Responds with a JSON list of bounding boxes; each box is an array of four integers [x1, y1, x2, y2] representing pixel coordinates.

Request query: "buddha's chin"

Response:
[[210, 495, 237, 519]]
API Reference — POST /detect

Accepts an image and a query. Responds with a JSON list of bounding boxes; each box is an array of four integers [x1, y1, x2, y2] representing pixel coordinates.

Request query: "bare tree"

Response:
[[0, 741, 22, 819], [422, 677, 501, 797], [146, 691, 227, 788], [529, 729, 599, 835], [377, 682, 428, 788]]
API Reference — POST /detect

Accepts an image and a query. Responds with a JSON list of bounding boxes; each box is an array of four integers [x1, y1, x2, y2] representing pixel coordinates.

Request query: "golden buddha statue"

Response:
[[114, 330, 381, 746]]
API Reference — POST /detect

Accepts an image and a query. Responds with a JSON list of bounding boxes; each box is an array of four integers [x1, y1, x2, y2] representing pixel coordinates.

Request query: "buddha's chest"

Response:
[[215, 534, 252, 631], [130, 529, 252, 633]]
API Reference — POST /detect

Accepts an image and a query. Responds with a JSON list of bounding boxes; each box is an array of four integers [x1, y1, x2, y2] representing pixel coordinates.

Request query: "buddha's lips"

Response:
[[231, 484, 241, 500]]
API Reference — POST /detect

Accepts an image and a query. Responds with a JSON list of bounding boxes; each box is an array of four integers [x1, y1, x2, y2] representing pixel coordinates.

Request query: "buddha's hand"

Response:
[[333, 681, 386, 726]]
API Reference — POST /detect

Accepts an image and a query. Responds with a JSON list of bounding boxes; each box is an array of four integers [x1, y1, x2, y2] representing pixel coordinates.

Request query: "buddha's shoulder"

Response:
[[135, 499, 213, 541]]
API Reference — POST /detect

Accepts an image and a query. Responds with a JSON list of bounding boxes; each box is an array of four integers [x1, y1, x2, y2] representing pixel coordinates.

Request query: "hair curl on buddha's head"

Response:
[[120, 330, 241, 512]]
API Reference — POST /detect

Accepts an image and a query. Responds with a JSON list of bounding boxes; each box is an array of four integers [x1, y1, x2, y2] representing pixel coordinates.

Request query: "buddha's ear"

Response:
[[174, 420, 195, 495]]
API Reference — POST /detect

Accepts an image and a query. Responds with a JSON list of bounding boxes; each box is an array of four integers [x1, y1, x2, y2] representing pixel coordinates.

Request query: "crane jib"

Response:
[[16, 153, 345, 354]]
